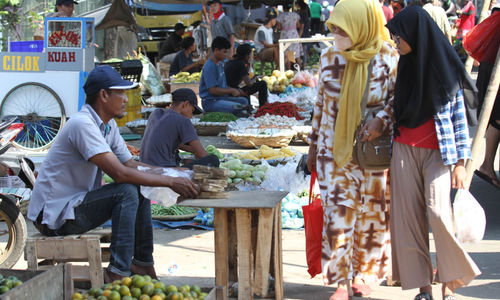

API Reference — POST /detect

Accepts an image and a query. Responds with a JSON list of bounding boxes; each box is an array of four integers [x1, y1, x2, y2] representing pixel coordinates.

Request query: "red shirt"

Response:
[[382, 5, 394, 22], [394, 118, 439, 149]]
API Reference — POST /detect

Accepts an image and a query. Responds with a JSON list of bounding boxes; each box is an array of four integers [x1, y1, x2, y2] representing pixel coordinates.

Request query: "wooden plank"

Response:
[[273, 203, 284, 300], [179, 191, 288, 209], [253, 208, 274, 297], [235, 208, 253, 300], [64, 263, 74, 300], [0, 264, 64, 300], [25, 239, 38, 270], [35, 239, 90, 260], [227, 210, 238, 284], [213, 208, 229, 300], [86, 238, 103, 288]]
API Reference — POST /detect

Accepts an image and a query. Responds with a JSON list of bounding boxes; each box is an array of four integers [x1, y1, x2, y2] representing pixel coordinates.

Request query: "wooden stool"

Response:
[[180, 191, 287, 300], [24, 228, 112, 291]]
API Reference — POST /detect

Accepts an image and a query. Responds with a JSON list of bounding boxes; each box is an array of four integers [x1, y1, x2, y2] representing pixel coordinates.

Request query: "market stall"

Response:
[[0, 17, 95, 151]]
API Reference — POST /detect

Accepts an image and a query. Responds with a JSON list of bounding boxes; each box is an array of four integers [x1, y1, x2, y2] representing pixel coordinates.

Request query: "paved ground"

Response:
[[11, 133, 500, 300]]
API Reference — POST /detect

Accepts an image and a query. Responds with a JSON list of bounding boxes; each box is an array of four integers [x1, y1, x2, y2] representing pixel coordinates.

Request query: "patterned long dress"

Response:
[[309, 42, 398, 284], [276, 11, 303, 59]]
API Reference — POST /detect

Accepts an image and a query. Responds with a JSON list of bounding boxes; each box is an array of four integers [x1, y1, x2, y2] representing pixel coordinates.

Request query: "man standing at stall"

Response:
[[208, 0, 236, 56], [28, 65, 200, 283], [140, 88, 220, 169]]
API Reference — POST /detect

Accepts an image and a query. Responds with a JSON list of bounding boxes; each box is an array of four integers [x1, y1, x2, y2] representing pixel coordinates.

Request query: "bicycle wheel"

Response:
[[0, 82, 66, 151]]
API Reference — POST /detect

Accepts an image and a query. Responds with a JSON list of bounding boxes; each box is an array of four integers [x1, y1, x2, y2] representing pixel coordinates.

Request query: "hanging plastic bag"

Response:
[[462, 11, 500, 62], [453, 189, 486, 244], [301, 171, 323, 278]]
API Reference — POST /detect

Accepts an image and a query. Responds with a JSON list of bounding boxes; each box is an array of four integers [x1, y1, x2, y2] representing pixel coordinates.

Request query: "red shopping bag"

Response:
[[302, 171, 323, 278], [462, 11, 500, 62]]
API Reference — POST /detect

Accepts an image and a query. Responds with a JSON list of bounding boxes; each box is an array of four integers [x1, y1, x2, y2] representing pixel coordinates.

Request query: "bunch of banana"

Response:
[[172, 71, 202, 83], [236, 145, 297, 161]]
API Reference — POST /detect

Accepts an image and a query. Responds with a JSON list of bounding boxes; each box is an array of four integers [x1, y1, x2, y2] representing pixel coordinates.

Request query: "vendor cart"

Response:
[[0, 17, 95, 151]]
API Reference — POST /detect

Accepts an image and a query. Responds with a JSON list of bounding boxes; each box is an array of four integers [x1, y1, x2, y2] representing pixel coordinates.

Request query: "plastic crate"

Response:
[[115, 104, 142, 127], [97, 60, 143, 82], [9, 41, 44, 52]]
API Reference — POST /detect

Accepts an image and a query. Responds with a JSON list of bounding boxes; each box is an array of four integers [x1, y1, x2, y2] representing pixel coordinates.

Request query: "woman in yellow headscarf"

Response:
[[306, 0, 398, 299]]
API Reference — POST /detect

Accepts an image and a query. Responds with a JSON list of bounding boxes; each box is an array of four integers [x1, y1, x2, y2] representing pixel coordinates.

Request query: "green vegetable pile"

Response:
[[221, 158, 268, 185], [200, 112, 238, 122], [205, 145, 223, 159], [151, 204, 199, 216]]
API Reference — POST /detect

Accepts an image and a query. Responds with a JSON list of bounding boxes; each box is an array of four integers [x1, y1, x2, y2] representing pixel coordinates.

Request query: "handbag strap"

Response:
[[359, 59, 374, 119], [309, 171, 317, 204]]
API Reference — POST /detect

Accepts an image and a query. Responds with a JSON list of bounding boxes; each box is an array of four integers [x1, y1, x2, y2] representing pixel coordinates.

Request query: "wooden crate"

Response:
[[0, 264, 64, 300]]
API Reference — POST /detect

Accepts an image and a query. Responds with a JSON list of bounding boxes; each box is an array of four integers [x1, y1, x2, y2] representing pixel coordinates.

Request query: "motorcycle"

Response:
[[0, 116, 36, 268]]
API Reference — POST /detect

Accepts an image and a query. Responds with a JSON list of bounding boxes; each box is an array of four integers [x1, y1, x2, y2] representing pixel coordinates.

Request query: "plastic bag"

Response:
[[462, 12, 500, 62], [139, 167, 193, 207], [140, 55, 166, 96], [453, 189, 486, 244], [302, 171, 323, 277]]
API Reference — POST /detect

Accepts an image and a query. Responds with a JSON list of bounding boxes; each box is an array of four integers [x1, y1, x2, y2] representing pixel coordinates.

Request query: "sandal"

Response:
[[330, 287, 349, 300], [351, 283, 372, 296], [443, 295, 457, 300], [414, 292, 433, 300]]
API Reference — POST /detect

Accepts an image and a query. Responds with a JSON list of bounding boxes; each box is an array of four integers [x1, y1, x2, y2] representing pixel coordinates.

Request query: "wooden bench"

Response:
[[24, 228, 112, 292]]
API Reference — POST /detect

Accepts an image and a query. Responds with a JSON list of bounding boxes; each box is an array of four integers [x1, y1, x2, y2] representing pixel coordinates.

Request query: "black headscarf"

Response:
[[386, 6, 477, 133]]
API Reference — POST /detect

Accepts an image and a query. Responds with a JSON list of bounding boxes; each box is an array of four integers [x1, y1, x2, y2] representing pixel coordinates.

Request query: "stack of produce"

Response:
[[220, 158, 268, 185], [151, 204, 199, 217], [0, 275, 22, 294], [205, 145, 223, 159], [193, 165, 229, 199], [290, 70, 317, 88], [172, 71, 201, 83], [254, 102, 305, 120], [199, 112, 238, 123], [126, 142, 140, 156], [227, 115, 305, 131], [261, 70, 295, 93], [72, 274, 208, 299], [232, 145, 297, 161]]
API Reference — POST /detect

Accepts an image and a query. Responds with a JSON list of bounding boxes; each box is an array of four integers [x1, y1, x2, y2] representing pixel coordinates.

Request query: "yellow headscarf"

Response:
[[325, 0, 391, 168]]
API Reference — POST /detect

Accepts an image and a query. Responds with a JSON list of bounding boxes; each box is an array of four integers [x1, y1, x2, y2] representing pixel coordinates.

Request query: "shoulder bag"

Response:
[[352, 60, 392, 170]]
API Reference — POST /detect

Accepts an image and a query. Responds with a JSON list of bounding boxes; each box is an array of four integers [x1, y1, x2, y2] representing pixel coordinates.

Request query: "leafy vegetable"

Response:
[[151, 204, 199, 216], [200, 112, 238, 122]]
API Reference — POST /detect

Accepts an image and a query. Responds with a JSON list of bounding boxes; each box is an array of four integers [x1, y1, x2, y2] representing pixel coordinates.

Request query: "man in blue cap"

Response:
[[28, 65, 200, 282]]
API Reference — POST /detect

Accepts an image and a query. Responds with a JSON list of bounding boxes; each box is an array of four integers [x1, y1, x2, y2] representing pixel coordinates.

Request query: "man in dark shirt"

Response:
[[225, 43, 268, 107], [140, 89, 219, 169], [159, 23, 186, 63], [169, 37, 206, 76]]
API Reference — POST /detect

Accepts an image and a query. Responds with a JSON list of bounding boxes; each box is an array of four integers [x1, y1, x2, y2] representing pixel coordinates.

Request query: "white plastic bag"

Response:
[[453, 189, 486, 244], [138, 167, 193, 207]]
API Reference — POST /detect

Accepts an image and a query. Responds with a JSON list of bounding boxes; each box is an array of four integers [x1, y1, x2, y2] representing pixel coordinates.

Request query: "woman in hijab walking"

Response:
[[383, 6, 481, 300], [306, 0, 398, 299]]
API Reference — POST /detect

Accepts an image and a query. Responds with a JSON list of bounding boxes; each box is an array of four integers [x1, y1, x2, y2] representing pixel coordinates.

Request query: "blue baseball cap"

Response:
[[83, 65, 139, 95]]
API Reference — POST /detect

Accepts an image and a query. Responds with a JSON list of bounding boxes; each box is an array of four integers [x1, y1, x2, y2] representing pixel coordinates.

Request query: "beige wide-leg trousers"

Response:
[[390, 142, 480, 290]]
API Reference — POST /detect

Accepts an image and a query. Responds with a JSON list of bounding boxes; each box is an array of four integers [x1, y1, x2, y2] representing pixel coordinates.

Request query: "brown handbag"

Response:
[[352, 60, 392, 170]]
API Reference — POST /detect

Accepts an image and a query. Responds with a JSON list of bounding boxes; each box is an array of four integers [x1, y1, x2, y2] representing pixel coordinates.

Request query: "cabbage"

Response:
[[227, 178, 232, 184], [228, 170, 237, 178], [251, 171, 266, 180], [252, 176, 262, 184], [232, 178, 243, 184], [223, 159, 242, 170], [236, 170, 252, 178]]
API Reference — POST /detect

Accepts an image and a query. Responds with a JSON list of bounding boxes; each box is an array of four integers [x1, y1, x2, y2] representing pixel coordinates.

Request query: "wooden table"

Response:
[[278, 35, 335, 73], [179, 191, 288, 300]]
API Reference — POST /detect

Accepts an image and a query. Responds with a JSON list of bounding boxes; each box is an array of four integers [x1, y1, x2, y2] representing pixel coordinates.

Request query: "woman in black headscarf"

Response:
[[380, 6, 481, 300]]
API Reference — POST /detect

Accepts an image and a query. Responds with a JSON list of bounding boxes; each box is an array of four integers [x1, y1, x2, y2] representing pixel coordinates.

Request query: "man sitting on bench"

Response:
[[27, 65, 200, 282]]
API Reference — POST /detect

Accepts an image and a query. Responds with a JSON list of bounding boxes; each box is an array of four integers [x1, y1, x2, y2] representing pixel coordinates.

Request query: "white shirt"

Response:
[[254, 25, 274, 53], [27, 104, 132, 229]]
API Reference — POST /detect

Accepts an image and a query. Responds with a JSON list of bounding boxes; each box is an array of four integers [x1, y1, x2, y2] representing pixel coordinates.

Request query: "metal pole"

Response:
[[464, 46, 500, 190], [464, 0, 492, 74]]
